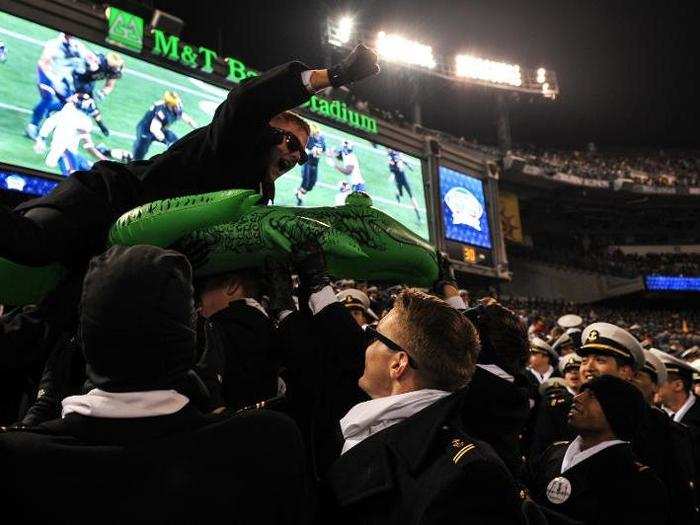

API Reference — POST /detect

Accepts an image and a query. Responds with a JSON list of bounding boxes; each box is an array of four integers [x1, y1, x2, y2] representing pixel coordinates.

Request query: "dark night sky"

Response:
[[141, 0, 698, 149]]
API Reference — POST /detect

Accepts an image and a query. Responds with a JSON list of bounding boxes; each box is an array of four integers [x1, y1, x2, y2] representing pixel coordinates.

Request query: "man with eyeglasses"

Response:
[[0, 44, 380, 269], [320, 288, 524, 523]]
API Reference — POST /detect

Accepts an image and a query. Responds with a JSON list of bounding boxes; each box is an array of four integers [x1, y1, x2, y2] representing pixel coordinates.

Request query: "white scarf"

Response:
[[560, 435, 627, 473], [61, 388, 189, 419], [527, 365, 554, 384], [340, 389, 450, 454]]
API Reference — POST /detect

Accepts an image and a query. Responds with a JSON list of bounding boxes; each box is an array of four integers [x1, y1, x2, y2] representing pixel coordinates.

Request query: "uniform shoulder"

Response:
[[447, 435, 508, 471], [629, 460, 666, 493]]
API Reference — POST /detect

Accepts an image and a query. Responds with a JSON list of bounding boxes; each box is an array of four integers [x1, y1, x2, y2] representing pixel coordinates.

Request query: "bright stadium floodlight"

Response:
[[376, 31, 436, 69], [536, 67, 546, 84], [328, 16, 354, 46], [455, 54, 522, 87]]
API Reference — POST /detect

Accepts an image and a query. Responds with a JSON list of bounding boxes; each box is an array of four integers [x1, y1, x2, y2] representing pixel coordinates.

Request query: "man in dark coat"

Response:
[[528, 375, 668, 525], [577, 323, 698, 525], [267, 247, 368, 479], [320, 289, 525, 523], [0, 245, 312, 524], [0, 45, 380, 268], [460, 299, 532, 479], [195, 269, 279, 411]]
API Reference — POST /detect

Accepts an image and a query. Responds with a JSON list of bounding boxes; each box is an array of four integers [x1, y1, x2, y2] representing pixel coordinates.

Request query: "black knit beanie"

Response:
[[80, 244, 197, 392], [582, 375, 646, 441]]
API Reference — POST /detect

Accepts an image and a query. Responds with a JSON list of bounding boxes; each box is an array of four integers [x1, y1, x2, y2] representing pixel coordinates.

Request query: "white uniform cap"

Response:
[[691, 359, 700, 381], [579, 322, 645, 372], [531, 337, 558, 363], [557, 314, 583, 329], [552, 332, 573, 354], [538, 377, 568, 396], [642, 349, 667, 385], [651, 349, 698, 381], [558, 353, 583, 375], [336, 288, 378, 321]]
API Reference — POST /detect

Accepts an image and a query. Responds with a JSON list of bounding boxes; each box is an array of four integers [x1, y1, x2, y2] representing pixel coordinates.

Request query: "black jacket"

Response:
[[197, 300, 279, 411], [460, 366, 531, 478], [528, 441, 668, 525], [278, 301, 367, 479], [676, 396, 700, 510], [9, 61, 311, 266], [0, 404, 312, 524], [320, 390, 526, 524], [530, 390, 576, 458], [633, 405, 699, 525]]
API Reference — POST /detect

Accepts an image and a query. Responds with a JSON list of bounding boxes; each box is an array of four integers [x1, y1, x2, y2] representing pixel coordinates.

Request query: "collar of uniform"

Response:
[[385, 389, 467, 475], [527, 365, 554, 383], [40, 402, 207, 445], [667, 393, 696, 423], [476, 363, 515, 383], [561, 436, 628, 473]]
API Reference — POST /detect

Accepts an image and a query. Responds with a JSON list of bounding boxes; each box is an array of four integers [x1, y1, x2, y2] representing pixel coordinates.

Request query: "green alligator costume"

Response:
[[0, 190, 438, 305]]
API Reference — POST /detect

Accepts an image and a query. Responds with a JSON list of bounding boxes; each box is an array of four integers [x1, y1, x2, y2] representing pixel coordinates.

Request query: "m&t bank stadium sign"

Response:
[[105, 8, 378, 134]]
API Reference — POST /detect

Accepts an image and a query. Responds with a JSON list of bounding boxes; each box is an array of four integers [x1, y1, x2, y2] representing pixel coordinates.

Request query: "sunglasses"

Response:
[[365, 325, 420, 369], [273, 127, 308, 165]]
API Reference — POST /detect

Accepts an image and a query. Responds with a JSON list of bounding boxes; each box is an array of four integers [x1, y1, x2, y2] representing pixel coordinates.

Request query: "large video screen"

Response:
[[274, 119, 429, 240], [1, 167, 58, 196], [645, 275, 700, 292], [439, 165, 492, 248], [0, 10, 429, 239], [0, 10, 226, 177]]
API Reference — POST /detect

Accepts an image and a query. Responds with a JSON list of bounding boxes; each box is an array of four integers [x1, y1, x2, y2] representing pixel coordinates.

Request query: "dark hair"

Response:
[[668, 372, 693, 394], [392, 289, 480, 391], [200, 268, 261, 299], [469, 302, 529, 375], [271, 111, 311, 137]]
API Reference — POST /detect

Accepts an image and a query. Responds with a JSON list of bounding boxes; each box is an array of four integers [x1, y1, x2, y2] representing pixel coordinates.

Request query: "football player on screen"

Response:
[[27, 32, 90, 139], [71, 51, 125, 100], [388, 149, 421, 221], [33, 93, 130, 177], [294, 124, 326, 205], [132, 91, 198, 160], [333, 140, 366, 194]]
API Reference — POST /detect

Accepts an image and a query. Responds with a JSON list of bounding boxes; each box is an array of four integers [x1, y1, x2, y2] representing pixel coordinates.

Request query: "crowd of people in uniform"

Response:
[[1, 45, 699, 524]]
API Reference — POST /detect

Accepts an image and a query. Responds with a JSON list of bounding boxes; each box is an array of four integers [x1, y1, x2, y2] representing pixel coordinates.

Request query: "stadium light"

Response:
[[376, 31, 436, 69], [328, 16, 354, 46], [536, 67, 546, 84], [455, 54, 522, 87]]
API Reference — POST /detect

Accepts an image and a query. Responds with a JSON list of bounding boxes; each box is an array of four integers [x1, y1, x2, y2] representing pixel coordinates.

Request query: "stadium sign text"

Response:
[[150, 29, 378, 134]]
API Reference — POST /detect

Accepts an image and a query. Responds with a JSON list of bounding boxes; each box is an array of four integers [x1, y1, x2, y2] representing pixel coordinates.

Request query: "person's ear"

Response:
[[672, 378, 684, 393], [224, 278, 241, 298], [389, 352, 410, 380], [620, 365, 635, 381]]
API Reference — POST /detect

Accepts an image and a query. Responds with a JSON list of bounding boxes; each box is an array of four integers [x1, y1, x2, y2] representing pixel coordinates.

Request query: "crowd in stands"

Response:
[[335, 280, 700, 355], [511, 146, 700, 188], [500, 295, 699, 355], [508, 242, 700, 278]]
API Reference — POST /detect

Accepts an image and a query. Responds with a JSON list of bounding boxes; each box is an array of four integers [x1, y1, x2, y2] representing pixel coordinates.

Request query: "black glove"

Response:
[[292, 242, 330, 294], [328, 43, 380, 88], [20, 335, 82, 427], [96, 119, 109, 136], [432, 250, 458, 296], [264, 259, 296, 317]]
